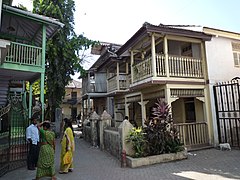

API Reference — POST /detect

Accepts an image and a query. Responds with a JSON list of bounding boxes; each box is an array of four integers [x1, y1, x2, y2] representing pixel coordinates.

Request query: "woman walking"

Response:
[[59, 118, 75, 174], [35, 121, 56, 180]]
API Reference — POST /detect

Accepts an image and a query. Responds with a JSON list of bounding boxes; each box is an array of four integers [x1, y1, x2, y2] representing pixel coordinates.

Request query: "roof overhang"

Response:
[[203, 27, 240, 40], [1, 4, 64, 46], [117, 23, 212, 56], [0, 68, 40, 82]]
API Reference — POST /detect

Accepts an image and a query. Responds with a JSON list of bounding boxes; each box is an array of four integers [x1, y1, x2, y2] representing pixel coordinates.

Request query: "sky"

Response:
[[12, 0, 240, 78]]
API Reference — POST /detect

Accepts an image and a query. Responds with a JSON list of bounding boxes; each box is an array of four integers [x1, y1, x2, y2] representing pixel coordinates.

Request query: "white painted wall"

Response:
[[205, 36, 240, 82], [205, 36, 240, 145]]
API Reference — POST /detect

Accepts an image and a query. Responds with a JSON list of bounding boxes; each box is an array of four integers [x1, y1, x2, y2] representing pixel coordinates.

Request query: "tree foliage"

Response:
[[33, 0, 96, 121]]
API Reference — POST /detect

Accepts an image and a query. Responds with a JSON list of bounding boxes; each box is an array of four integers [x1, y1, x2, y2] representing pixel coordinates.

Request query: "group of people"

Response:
[[26, 117, 75, 180]]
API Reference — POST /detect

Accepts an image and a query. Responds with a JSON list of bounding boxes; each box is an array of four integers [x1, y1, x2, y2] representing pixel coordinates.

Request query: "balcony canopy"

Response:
[[0, 4, 64, 46]]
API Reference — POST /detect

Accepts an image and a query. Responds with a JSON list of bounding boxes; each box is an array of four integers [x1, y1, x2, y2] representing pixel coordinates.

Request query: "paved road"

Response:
[[2, 132, 240, 180]]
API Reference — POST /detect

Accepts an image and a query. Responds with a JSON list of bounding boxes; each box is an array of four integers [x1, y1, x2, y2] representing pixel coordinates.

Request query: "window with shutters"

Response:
[[232, 42, 240, 67]]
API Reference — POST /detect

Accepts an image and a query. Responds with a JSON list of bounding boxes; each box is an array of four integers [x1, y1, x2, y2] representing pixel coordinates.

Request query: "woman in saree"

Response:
[[59, 118, 75, 174], [35, 121, 56, 180]]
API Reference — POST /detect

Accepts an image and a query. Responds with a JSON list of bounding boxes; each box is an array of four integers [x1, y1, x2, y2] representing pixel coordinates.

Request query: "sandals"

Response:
[[59, 171, 68, 174]]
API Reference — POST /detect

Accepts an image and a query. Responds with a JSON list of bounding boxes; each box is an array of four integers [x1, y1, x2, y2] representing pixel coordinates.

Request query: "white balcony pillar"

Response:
[[125, 97, 130, 117], [126, 62, 128, 74], [117, 62, 120, 90], [87, 95, 91, 114], [201, 41, 208, 80], [151, 33, 157, 77], [130, 50, 134, 84], [165, 85, 172, 112], [164, 36, 169, 77], [138, 96, 149, 127], [106, 68, 109, 91]]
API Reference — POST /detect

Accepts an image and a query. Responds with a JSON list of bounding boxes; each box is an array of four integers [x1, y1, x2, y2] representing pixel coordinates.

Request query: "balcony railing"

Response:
[[132, 54, 203, 83], [62, 97, 81, 105], [168, 55, 203, 78], [107, 73, 129, 92], [4, 42, 42, 67], [174, 122, 209, 147], [133, 57, 152, 82]]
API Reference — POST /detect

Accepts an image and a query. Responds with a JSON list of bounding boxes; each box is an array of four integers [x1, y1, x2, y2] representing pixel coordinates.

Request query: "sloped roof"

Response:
[[66, 79, 82, 89], [88, 42, 121, 71], [203, 27, 240, 39], [117, 22, 212, 56], [1, 4, 64, 46]]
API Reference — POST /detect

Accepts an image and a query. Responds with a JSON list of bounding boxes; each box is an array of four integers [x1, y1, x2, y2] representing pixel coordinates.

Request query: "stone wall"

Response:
[[83, 111, 133, 160], [103, 128, 120, 159], [84, 126, 91, 143]]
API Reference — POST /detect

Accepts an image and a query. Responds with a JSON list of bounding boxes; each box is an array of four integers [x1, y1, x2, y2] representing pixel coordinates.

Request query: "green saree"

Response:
[[36, 129, 55, 179]]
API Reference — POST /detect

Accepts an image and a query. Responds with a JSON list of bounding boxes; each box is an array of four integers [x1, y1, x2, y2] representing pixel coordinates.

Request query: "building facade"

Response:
[[0, 2, 63, 176], [61, 79, 82, 122]]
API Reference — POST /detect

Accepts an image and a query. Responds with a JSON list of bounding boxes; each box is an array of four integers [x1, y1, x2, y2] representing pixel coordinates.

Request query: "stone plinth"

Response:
[[126, 149, 187, 168], [118, 120, 134, 157]]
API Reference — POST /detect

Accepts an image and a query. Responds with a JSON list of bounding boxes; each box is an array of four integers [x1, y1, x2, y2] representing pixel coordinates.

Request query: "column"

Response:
[[125, 96, 130, 117], [116, 62, 119, 90], [151, 33, 157, 77], [29, 83, 33, 118], [138, 100, 149, 127], [90, 111, 100, 147], [130, 50, 134, 84], [40, 25, 46, 121], [164, 36, 169, 77]]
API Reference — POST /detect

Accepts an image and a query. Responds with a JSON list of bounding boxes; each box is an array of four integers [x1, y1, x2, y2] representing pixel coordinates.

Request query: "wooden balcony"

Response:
[[107, 73, 129, 92], [82, 73, 108, 96], [132, 54, 204, 83], [174, 122, 209, 150], [4, 42, 42, 67], [62, 97, 81, 105]]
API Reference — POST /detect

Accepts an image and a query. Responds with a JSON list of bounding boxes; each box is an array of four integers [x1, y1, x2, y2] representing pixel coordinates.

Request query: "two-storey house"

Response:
[[0, 2, 63, 176], [61, 79, 82, 122], [83, 23, 240, 150], [113, 22, 212, 150], [82, 42, 121, 124], [84, 23, 213, 150]]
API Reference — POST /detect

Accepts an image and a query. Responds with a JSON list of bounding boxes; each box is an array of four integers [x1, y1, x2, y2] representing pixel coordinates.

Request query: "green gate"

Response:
[[0, 93, 29, 177], [0, 104, 11, 177]]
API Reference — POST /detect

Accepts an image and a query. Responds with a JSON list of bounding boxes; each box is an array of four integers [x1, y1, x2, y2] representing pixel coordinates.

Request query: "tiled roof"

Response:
[[66, 79, 82, 88]]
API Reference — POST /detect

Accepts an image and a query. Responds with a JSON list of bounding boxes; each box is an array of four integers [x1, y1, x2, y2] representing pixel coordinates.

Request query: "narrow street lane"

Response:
[[2, 126, 240, 180]]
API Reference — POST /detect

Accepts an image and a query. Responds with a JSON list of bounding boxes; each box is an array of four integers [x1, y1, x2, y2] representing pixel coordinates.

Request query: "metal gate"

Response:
[[213, 80, 240, 148], [0, 104, 11, 177], [0, 93, 29, 177]]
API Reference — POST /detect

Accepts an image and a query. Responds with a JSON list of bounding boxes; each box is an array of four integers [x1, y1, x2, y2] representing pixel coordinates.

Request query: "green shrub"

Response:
[[144, 98, 183, 155], [126, 98, 184, 157], [126, 127, 146, 158]]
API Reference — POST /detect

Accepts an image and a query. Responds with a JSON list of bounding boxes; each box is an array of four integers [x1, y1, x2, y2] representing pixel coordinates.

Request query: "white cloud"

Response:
[[12, 0, 33, 11]]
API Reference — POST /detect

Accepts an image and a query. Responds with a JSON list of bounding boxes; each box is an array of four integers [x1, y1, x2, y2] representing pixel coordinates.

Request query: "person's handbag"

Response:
[[63, 151, 72, 165]]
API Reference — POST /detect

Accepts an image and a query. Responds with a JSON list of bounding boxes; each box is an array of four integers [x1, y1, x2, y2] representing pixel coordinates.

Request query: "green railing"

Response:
[[5, 42, 42, 66]]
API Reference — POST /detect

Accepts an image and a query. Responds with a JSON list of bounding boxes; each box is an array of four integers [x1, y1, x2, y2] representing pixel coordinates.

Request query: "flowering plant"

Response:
[[126, 127, 146, 158]]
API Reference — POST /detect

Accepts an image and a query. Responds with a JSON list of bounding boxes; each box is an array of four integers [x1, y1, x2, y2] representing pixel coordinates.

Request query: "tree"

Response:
[[33, 0, 96, 121]]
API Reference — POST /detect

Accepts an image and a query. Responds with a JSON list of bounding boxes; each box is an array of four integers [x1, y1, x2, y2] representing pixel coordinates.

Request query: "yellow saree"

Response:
[[60, 127, 75, 173]]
